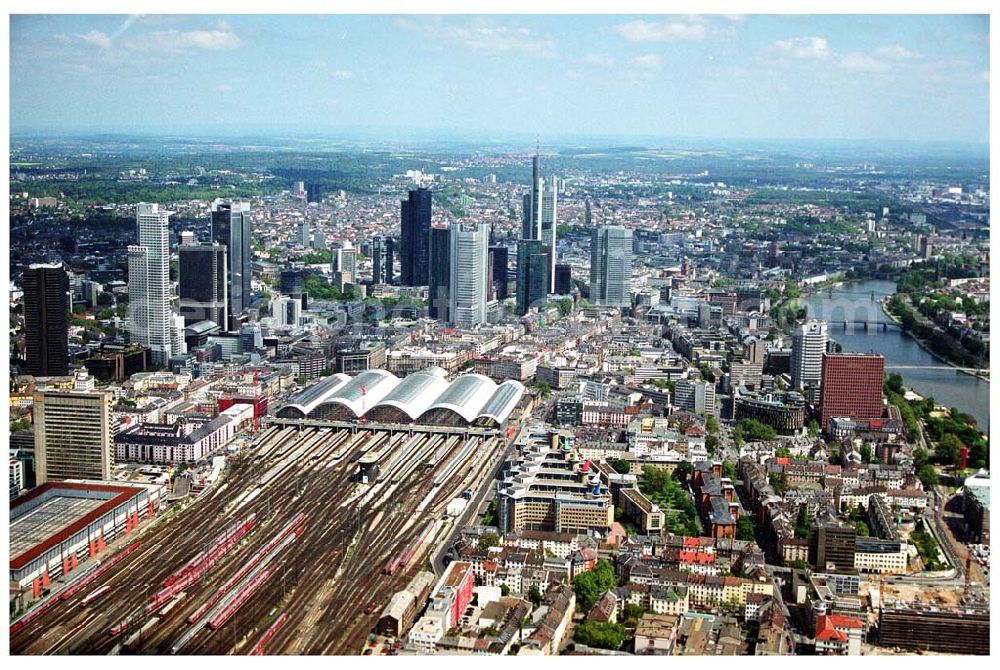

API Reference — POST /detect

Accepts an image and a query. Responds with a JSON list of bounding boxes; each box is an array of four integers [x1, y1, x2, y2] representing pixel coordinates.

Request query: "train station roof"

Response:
[[277, 368, 525, 426]]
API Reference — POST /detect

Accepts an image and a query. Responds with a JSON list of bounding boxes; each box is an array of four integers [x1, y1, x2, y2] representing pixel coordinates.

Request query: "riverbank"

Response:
[[880, 296, 990, 383]]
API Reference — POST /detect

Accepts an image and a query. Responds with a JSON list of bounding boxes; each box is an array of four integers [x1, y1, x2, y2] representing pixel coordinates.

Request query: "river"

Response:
[[800, 279, 989, 431]]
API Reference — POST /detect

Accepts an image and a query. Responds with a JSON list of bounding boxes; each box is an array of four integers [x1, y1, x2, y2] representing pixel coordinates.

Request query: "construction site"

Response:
[[9, 416, 513, 655]]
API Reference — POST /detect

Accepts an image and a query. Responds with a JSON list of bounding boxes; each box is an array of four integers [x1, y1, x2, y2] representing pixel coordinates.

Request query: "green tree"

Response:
[[855, 521, 870, 537], [706, 416, 720, 434], [807, 419, 820, 438], [500, 583, 510, 597], [917, 464, 939, 489], [736, 418, 777, 442], [736, 516, 755, 541], [722, 460, 737, 481], [775, 446, 791, 458], [673, 461, 694, 484], [860, 444, 874, 464], [573, 621, 625, 650], [534, 380, 551, 398], [794, 505, 812, 539], [913, 446, 929, 470], [769, 472, 789, 496], [935, 433, 964, 467], [557, 297, 573, 317], [705, 435, 719, 455], [571, 559, 618, 611], [479, 531, 500, 550], [528, 584, 543, 606], [610, 459, 631, 475]]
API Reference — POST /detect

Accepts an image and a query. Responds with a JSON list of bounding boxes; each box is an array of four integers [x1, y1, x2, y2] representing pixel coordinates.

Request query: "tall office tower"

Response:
[[170, 313, 187, 357], [820, 353, 885, 431], [297, 220, 311, 247], [371, 235, 395, 285], [211, 199, 252, 319], [128, 203, 173, 366], [428, 225, 451, 321], [272, 295, 302, 327], [400, 187, 432, 286], [554, 263, 572, 295], [178, 243, 228, 327], [306, 183, 322, 204], [279, 268, 305, 296], [332, 241, 357, 291], [22, 263, 69, 377], [239, 324, 264, 353], [516, 239, 551, 316], [449, 223, 489, 328], [808, 518, 857, 571], [34, 390, 113, 483], [585, 199, 592, 227], [179, 230, 195, 246], [791, 319, 829, 393], [521, 152, 558, 290], [674, 379, 717, 416], [489, 246, 509, 300], [590, 225, 633, 308]]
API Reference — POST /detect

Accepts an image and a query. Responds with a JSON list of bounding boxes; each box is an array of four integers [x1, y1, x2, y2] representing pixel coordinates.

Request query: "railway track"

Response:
[[11, 425, 505, 655]]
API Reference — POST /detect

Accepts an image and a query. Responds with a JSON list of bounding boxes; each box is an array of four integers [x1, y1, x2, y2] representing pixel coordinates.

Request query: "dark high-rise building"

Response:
[[400, 187, 432, 286], [820, 353, 885, 432], [808, 519, 857, 571], [428, 225, 451, 321], [22, 263, 69, 377], [489, 246, 509, 300], [306, 183, 323, 204], [516, 239, 551, 316], [178, 243, 228, 327], [371, 235, 395, 285], [211, 199, 252, 320], [554, 263, 572, 295], [279, 269, 305, 295]]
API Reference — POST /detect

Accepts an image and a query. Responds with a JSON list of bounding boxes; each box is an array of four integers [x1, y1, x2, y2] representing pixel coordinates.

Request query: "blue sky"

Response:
[[9, 14, 991, 143]]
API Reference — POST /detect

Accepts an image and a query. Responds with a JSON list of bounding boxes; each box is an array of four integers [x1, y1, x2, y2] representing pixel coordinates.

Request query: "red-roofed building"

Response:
[[814, 613, 863, 655]]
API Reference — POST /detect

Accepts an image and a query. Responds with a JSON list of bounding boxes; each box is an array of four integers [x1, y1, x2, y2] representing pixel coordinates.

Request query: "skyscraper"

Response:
[[22, 263, 69, 377], [449, 224, 489, 328], [820, 353, 885, 432], [428, 225, 451, 321], [554, 263, 572, 295], [371, 235, 395, 285], [332, 241, 357, 292], [178, 242, 228, 327], [128, 203, 173, 366], [522, 151, 558, 291], [489, 246, 509, 299], [590, 225, 633, 308], [516, 239, 551, 316], [34, 390, 113, 484], [791, 320, 829, 393], [211, 199, 252, 319], [400, 187, 432, 286]]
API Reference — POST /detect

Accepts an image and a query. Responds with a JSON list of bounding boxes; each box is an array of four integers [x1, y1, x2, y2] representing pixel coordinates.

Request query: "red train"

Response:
[[206, 564, 278, 631], [382, 521, 435, 575], [80, 585, 111, 607], [247, 612, 289, 656], [59, 540, 141, 602]]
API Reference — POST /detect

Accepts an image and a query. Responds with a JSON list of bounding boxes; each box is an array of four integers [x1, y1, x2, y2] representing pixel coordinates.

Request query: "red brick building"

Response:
[[819, 353, 885, 433]]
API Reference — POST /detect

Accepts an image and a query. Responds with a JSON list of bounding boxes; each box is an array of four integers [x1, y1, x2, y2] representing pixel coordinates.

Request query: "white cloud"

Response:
[[583, 53, 615, 67], [127, 29, 242, 53], [57, 30, 112, 49], [395, 18, 556, 58], [839, 52, 891, 72], [615, 18, 707, 42], [773, 36, 830, 60], [330, 70, 354, 80], [875, 45, 921, 60], [632, 53, 662, 71]]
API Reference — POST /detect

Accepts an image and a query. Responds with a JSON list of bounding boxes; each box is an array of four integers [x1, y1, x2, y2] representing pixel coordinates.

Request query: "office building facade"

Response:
[[590, 225, 633, 308], [820, 353, 885, 432], [400, 187, 432, 286], [522, 152, 558, 291], [371, 235, 395, 285], [128, 203, 173, 366], [791, 320, 829, 393], [554, 263, 572, 295], [22, 263, 69, 377], [211, 199, 253, 319], [34, 390, 114, 484], [428, 225, 451, 321], [178, 243, 228, 327], [516, 239, 551, 316], [489, 246, 509, 299], [448, 224, 489, 328]]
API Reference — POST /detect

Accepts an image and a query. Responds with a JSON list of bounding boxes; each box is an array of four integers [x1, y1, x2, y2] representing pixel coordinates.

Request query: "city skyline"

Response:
[[9, 13, 990, 144]]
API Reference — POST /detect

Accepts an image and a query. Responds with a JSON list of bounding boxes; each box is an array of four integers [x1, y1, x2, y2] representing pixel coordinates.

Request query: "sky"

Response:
[[8, 14, 991, 144]]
